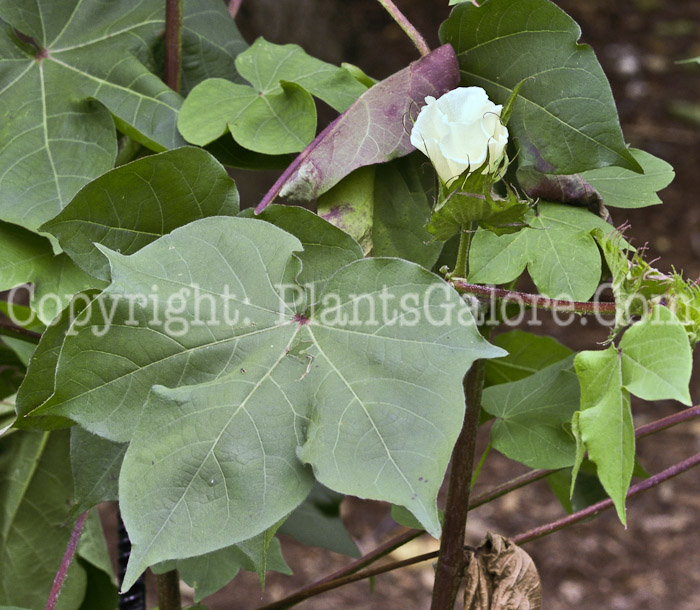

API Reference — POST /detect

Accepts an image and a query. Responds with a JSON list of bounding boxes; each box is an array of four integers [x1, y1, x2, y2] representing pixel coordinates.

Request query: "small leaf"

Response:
[[42, 147, 240, 280], [280, 484, 360, 557], [463, 533, 542, 610], [574, 347, 633, 524], [261, 44, 460, 207], [580, 149, 674, 209], [484, 330, 572, 387], [469, 202, 625, 301], [619, 305, 693, 405], [178, 38, 366, 153], [0, 221, 105, 324], [441, 0, 641, 175], [482, 358, 580, 469]]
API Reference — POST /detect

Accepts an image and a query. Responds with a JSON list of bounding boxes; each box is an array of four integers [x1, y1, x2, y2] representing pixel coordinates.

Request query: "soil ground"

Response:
[[137, 1, 700, 608]]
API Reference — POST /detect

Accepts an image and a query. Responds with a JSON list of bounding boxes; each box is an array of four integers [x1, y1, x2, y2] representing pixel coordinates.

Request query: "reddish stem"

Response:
[[164, 0, 182, 92], [228, 0, 243, 18], [46, 511, 89, 610], [450, 278, 617, 315]]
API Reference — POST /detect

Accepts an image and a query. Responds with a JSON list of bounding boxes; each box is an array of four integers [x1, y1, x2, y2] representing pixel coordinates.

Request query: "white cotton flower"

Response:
[[410, 87, 509, 185]]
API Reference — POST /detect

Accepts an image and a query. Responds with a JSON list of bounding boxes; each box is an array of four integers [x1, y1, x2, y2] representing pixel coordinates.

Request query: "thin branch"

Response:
[[257, 404, 700, 609], [228, 0, 243, 19], [375, 0, 430, 57], [431, 360, 486, 610], [258, 451, 700, 608], [46, 511, 89, 610], [164, 0, 182, 92], [450, 278, 617, 315], [255, 529, 422, 610], [513, 450, 700, 545], [0, 319, 41, 343]]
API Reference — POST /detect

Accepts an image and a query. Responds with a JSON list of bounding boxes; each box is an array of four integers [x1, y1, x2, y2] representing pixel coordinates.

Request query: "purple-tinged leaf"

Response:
[[256, 44, 459, 212], [517, 167, 606, 217]]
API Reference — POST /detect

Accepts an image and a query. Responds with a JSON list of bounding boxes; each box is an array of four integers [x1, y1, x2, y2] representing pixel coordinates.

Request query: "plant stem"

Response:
[[257, 404, 700, 609], [228, 0, 243, 18], [454, 226, 472, 279], [256, 529, 423, 610], [0, 320, 41, 344], [450, 278, 617, 316], [164, 0, 182, 92], [513, 450, 700, 545], [260, 450, 700, 607], [157, 570, 182, 610], [470, 442, 491, 490], [375, 0, 430, 57], [46, 511, 89, 610], [430, 359, 486, 610]]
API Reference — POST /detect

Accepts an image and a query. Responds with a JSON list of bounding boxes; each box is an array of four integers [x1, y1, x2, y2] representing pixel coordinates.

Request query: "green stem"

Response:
[[454, 226, 472, 279], [430, 358, 486, 610], [470, 442, 491, 490], [157, 570, 182, 610], [375, 0, 430, 57]]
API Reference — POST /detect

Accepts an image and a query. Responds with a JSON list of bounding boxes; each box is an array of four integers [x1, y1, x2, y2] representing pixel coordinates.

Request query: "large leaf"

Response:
[[482, 358, 580, 469], [42, 147, 240, 280], [0, 430, 87, 609], [0, 342, 24, 400], [440, 0, 641, 175], [258, 44, 460, 209], [468, 202, 623, 301], [318, 154, 443, 268], [0, 220, 105, 324], [16, 216, 503, 587], [178, 38, 367, 153]]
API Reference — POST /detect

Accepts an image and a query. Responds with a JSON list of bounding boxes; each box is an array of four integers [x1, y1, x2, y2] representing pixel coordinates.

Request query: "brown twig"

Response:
[[375, 0, 430, 57], [256, 405, 700, 609], [257, 450, 700, 608], [164, 0, 182, 92], [0, 319, 41, 343], [430, 360, 486, 610], [450, 278, 617, 315], [46, 511, 89, 610]]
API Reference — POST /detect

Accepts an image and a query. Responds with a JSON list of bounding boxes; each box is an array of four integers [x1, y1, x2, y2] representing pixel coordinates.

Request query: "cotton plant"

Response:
[[0, 1, 697, 610]]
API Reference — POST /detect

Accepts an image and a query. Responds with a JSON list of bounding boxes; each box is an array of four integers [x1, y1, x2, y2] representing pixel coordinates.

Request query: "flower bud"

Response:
[[410, 87, 509, 185]]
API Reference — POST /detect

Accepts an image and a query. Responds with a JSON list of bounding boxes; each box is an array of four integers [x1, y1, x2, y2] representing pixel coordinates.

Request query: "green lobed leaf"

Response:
[[484, 330, 572, 387], [579, 149, 674, 208], [440, 0, 641, 175], [619, 305, 692, 405], [178, 38, 367, 153], [482, 358, 580, 469], [0, 430, 88, 609], [42, 147, 240, 280], [241, 205, 363, 296], [574, 347, 633, 524], [0, 220, 106, 324], [16, 216, 503, 588], [0, 0, 186, 232], [271, 45, 460, 205], [468, 202, 624, 301]]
